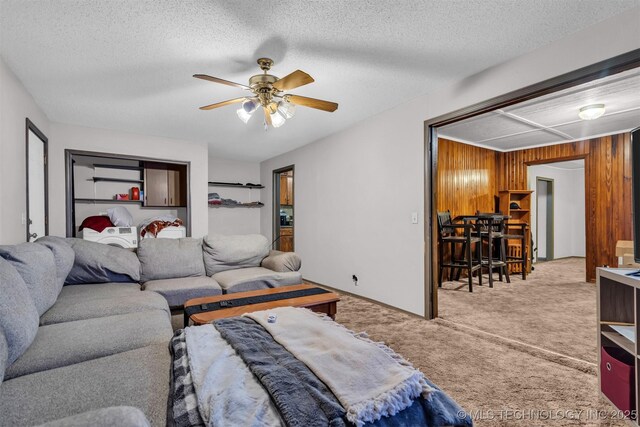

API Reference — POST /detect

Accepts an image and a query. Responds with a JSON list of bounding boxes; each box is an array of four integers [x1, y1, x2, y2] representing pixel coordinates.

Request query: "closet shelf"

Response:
[[75, 198, 143, 204], [208, 203, 264, 209], [91, 177, 144, 184], [93, 163, 144, 171]]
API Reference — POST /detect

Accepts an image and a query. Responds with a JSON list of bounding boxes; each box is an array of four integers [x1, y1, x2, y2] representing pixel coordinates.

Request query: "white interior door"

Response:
[[27, 126, 47, 242]]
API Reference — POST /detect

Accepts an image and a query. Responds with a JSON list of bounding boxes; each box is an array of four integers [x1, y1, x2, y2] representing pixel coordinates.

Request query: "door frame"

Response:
[[25, 118, 49, 241], [535, 177, 554, 261], [424, 48, 640, 319], [272, 165, 295, 251]]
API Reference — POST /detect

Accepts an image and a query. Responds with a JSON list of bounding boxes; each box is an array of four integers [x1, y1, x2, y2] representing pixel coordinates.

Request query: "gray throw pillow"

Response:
[[35, 236, 75, 291], [65, 238, 141, 284], [0, 258, 39, 365], [0, 243, 59, 315], [138, 238, 205, 283], [202, 234, 270, 276]]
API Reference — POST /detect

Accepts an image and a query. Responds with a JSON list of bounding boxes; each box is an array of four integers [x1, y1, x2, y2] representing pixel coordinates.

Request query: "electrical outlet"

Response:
[[352, 274, 358, 286], [411, 212, 418, 224]]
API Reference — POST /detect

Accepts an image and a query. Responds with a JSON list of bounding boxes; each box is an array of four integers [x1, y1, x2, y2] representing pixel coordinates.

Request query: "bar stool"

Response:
[[475, 213, 510, 287], [503, 222, 528, 280], [437, 211, 482, 292]]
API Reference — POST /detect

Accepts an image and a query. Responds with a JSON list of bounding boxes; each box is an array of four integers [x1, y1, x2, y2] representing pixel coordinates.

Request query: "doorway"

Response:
[[535, 178, 554, 261], [26, 119, 48, 242], [273, 166, 294, 252]]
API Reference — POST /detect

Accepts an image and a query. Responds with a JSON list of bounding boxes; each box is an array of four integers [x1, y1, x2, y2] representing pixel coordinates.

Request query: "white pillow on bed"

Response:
[[107, 206, 134, 227]]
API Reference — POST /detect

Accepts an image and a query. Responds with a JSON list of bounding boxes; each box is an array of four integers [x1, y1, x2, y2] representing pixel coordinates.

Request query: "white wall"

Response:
[[528, 164, 586, 260], [47, 123, 209, 238], [260, 9, 640, 316], [208, 157, 261, 235], [0, 57, 51, 244]]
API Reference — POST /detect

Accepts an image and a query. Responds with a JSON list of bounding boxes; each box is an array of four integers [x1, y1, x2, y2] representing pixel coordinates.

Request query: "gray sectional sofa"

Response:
[[0, 234, 302, 426]]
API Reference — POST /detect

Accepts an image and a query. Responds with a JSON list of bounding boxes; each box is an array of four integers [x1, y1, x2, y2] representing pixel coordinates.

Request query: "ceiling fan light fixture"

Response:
[[242, 98, 258, 113], [277, 100, 296, 119], [578, 104, 605, 121], [271, 111, 286, 128], [236, 107, 253, 124]]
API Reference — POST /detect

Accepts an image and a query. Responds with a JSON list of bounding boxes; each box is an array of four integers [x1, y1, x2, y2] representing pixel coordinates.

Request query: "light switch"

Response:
[[411, 212, 418, 224], [21, 212, 26, 225]]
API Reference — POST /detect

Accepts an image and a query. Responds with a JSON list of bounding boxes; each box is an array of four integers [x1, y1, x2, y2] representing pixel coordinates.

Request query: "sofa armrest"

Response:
[[261, 250, 302, 272]]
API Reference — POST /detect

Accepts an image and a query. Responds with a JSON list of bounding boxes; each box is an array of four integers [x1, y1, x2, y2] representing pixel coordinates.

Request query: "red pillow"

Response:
[[79, 216, 114, 233]]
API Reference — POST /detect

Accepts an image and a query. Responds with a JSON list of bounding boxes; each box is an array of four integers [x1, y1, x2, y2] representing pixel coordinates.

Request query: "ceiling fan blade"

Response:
[[199, 97, 246, 111], [193, 74, 251, 91], [285, 95, 338, 112], [264, 107, 272, 126], [272, 70, 314, 91]]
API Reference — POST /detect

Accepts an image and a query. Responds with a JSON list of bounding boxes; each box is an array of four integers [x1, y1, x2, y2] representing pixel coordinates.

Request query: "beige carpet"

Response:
[[334, 292, 622, 427], [438, 258, 597, 364]]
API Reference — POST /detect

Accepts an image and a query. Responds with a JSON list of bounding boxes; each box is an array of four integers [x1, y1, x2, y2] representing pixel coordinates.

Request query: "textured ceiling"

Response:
[[1, 1, 638, 161], [439, 67, 640, 151]]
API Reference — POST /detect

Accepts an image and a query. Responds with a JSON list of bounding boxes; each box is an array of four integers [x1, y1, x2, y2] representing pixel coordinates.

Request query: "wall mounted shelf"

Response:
[[208, 181, 264, 189], [208, 203, 264, 209]]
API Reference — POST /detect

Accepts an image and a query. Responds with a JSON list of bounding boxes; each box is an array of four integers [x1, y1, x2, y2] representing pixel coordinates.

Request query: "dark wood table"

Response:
[[184, 284, 341, 325]]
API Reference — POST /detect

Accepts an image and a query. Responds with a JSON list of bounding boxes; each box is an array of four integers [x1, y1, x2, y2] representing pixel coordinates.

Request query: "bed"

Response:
[[169, 307, 473, 427]]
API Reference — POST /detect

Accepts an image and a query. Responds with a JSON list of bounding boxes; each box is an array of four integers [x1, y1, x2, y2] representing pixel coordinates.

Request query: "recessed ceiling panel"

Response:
[[488, 129, 567, 151], [505, 68, 640, 128], [552, 109, 640, 140], [439, 112, 538, 143]]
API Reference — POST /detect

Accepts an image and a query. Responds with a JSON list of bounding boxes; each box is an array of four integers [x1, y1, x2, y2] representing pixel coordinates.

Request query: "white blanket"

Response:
[[184, 325, 284, 427], [246, 307, 433, 426]]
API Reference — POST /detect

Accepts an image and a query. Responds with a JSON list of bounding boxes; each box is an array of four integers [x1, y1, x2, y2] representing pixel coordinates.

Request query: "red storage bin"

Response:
[[601, 346, 636, 415]]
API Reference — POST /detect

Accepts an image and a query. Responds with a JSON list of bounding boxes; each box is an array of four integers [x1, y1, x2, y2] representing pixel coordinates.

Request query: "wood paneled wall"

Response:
[[436, 138, 497, 219], [495, 133, 632, 282]]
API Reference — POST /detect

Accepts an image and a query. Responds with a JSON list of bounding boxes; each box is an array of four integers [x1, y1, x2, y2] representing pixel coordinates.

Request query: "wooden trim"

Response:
[[425, 49, 640, 318], [303, 278, 427, 320], [524, 154, 587, 166], [25, 118, 49, 241]]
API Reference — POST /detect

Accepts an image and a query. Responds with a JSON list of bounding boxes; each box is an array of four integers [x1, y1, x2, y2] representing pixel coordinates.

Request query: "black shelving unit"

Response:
[[208, 181, 264, 189]]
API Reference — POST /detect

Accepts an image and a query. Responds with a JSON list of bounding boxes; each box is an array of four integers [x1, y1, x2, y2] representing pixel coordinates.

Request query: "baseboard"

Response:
[[302, 278, 426, 320]]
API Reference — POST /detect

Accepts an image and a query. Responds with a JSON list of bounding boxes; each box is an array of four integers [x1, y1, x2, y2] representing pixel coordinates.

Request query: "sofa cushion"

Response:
[[35, 236, 75, 288], [261, 250, 302, 272], [65, 238, 140, 284], [0, 344, 170, 426], [40, 288, 169, 325], [37, 406, 151, 427], [212, 266, 302, 293], [0, 328, 7, 383], [0, 258, 40, 365], [143, 276, 222, 308], [138, 237, 205, 282], [202, 234, 270, 276], [0, 242, 59, 315], [6, 310, 172, 379], [57, 282, 142, 301]]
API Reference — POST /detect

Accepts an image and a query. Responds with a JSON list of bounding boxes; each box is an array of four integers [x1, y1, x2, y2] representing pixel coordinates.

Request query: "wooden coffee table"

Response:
[[184, 284, 341, 326]]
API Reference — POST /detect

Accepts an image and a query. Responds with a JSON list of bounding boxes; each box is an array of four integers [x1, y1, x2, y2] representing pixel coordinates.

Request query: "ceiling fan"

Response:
[[193, 58, 338, 129]]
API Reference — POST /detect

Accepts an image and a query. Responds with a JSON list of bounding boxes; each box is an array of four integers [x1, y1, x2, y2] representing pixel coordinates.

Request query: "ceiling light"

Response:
[[578, 104, 605, 121], [271, 111, 286, 128], [236, 99, 258, 123], [277, 100, 296, 119], [236, 107, 253, 123]]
